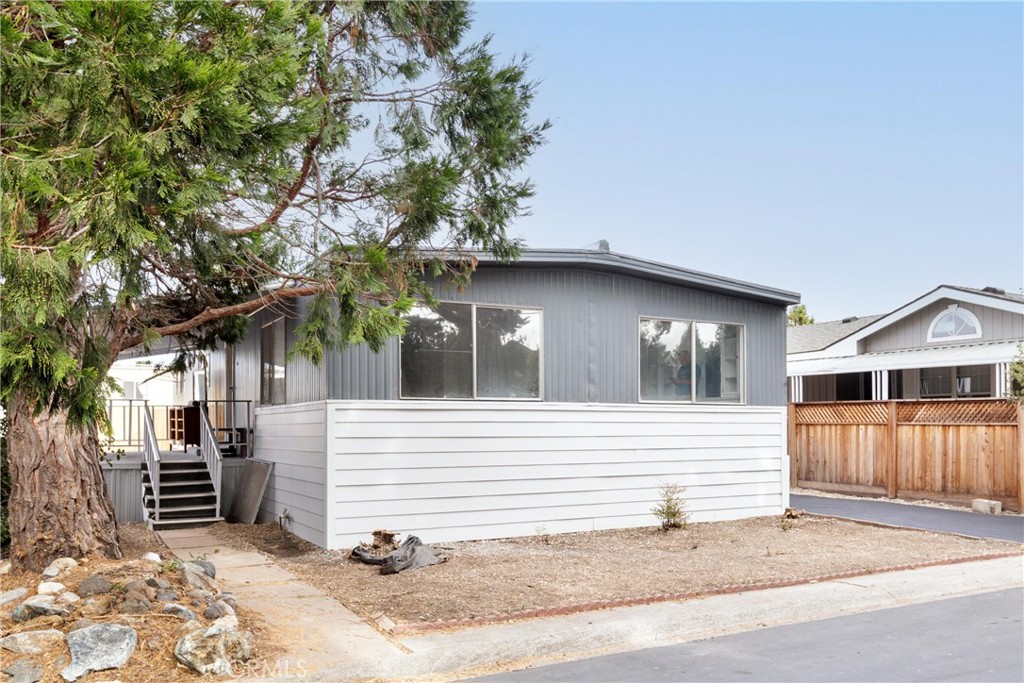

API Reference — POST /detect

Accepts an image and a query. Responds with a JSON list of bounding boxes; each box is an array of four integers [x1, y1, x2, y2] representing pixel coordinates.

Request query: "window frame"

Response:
[[260, 317, 287, 406], [398, 300, 544, 401], [637, 315, 746, 405], [926, 305, 982, 343]]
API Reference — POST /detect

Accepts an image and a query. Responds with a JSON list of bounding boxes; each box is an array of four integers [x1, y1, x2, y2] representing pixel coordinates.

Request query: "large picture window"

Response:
[[640, 317, 743, 403], [401, 302, 542, 400], [260, 317, 286, 405]]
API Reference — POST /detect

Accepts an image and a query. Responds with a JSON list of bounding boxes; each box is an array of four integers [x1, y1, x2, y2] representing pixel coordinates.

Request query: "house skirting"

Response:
[[253, 401, 789, 550]]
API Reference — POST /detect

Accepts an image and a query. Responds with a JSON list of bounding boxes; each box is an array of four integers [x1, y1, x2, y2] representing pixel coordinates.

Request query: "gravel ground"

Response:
[[208, 513, 1022, 627]]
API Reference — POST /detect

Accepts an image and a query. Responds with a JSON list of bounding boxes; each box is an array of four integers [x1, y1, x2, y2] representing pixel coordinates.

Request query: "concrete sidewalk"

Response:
[[157, 528, 406, 676], [158, 528, 1022, 682]]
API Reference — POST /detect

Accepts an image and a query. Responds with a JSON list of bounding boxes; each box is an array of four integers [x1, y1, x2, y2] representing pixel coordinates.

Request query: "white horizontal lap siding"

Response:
[[253, 402, 328, 547], [325, 401, 786, 550]]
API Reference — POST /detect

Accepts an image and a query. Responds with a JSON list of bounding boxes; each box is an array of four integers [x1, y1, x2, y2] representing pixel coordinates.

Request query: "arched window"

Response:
[[926, 305, 982, 343]]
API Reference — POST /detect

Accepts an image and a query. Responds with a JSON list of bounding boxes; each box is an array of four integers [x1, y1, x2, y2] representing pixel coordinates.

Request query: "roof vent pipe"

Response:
[[841, 316, 858, 323]]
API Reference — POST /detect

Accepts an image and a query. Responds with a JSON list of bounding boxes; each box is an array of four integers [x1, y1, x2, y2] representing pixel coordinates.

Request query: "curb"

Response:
[[390, 550, 1023, 635]]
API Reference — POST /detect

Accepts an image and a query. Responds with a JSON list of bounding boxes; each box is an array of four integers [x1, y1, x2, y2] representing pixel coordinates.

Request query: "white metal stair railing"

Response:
[[198, 405, 223, 519], [142, 404, 161, 522]]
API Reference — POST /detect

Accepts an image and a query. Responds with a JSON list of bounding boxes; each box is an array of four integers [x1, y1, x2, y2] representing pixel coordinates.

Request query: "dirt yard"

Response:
[[207, 513, 1022, 629]]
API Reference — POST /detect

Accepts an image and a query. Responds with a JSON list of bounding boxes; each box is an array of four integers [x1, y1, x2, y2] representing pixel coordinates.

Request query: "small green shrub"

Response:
[[652, 483, 688, 530]]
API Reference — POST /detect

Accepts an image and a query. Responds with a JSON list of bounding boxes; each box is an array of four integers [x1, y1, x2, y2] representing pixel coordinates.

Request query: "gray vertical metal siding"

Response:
[[325, 267, 789, 407], [101, 462, 145, 524]]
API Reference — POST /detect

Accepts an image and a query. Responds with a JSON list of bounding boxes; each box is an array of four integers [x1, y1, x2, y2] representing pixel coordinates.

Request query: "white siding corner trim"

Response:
[[264, 400, 786, 550]]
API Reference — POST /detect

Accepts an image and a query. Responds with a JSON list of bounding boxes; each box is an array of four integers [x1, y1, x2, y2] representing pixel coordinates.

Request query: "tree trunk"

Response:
[[6, 391, 121, 571]]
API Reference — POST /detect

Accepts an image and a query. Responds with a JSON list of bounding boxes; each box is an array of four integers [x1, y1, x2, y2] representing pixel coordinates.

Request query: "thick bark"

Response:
[[6, 391, 122, 571]]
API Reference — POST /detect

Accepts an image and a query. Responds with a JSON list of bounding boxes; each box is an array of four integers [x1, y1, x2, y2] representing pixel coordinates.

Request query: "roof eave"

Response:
[[472, 249, 800, 307]]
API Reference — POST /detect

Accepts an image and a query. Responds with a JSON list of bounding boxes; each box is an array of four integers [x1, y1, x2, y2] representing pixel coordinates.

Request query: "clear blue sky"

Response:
[[468, 1, 1023, 322]]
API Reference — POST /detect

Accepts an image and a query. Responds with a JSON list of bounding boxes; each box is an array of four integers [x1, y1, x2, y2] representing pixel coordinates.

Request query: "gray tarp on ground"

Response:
[[349, 536, 447, 575]]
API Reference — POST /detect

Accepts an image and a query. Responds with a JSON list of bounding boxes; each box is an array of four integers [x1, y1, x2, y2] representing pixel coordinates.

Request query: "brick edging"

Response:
[[389, 551, 1023, 635]]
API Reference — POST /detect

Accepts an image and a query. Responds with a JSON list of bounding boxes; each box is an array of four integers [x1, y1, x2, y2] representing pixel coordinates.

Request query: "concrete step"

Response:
[[150, 516, 225, 530]]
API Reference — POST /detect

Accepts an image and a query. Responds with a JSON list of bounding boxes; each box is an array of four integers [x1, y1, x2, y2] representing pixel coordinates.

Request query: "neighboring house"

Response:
[[198, 248, 800, 550], [787, 285, 1024, 403]]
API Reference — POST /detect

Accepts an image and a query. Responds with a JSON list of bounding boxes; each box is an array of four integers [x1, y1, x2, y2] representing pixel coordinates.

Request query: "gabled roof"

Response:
[[473, 248, 801, 307], [787, 314, 884, 353], [787, 284, 1024, 357]]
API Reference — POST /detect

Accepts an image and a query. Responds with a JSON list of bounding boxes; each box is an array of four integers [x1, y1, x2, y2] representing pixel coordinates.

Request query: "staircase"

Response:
[[142, 456, 224, 529], [140, 402, 224, 530]]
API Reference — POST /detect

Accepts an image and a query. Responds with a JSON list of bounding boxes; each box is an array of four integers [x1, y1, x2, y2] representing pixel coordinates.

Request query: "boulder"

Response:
[[61, 624, 137, 682], [36, 581, 66, 595], [69, 619, 97, 632], [174, 621, 250, 676], [0, 629, 65, 654], [163, 604, 197, 621], [59, 592, 81, 604], [155, 589, 178, 602], [122, 580, 156, 600], [145, 576, 172, 590], [180, 563, 218, 591], [217, 592, 237, 608], [141, 552, 162, 563], [1, 587, 29, 607], [42, 557, 78, 578], [77, 575, 113, 597], [12, 595, 70, 622], [189, 559, 217, 579], [2, 658, 44, 683], [79, 595, 114, 617], [118, 595, 152, 615]]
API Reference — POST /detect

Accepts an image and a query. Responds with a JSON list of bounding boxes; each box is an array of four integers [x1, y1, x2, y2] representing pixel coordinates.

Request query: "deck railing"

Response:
[[141, 405, 162, 521], [199, 405, 223, 518], [106, 399, 183, 452]]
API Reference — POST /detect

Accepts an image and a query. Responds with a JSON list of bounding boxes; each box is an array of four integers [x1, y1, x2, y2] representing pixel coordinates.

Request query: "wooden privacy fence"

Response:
[[788, 399, 1024, 511]]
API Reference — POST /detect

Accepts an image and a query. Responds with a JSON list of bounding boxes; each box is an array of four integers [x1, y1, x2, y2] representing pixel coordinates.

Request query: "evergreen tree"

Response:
[[1, 0, 547, 569], [787, 304, 815, 327]]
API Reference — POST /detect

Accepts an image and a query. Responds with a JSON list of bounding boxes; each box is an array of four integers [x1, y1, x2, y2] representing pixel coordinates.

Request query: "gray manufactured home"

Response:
[[197, 248, 799, 549]]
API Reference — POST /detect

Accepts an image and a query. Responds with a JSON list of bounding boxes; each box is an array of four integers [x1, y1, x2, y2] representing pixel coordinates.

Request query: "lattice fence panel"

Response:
[[795, 402, 889, 425], [898, 400, 1018, 425]]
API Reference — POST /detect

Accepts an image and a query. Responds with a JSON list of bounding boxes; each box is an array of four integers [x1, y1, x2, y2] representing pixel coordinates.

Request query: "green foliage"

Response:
[[652, 483, 688, 531], [1007, 342, 1024, 404], [1, 0, 547, 425], [787, 304, 815, 327]]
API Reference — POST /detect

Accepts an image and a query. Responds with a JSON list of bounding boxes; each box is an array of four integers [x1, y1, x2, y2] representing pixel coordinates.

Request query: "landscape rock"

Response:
[[163, 604, 197, 621], [61, 624, 138, 682], [3, 658, 44, 683], [180, 565, 217, 592], [12, 595, 70, 622], [1, 587, 29, 606], [0, 629, 65, 654], [119, 595, 152, 615], [187, 588, 213, 602], [213, 614, 239, 629], [0, 560, 11, 576], [79, 595, 114, 617], [122, 580, 156, 600], [59, 591, 81, 604], [174, 621, 250, 675], [37, 581, 66, 595], [42, 557, 78, 578], [217, 592, 237, 608], [69, 619, 97, 632], [155, 589, 178, 602], [189, 559, 217, 579], [145, 576, 172, 590], [141, 552, 162, 563], [77, 574, 113, 597]]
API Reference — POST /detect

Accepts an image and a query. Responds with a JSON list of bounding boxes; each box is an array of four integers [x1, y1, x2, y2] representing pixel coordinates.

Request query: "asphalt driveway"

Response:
[[791, 493, 1024, 543]]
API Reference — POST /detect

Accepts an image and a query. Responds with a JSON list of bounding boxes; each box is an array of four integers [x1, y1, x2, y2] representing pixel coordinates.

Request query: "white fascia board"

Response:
[[787, 339, 1020, 376]]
